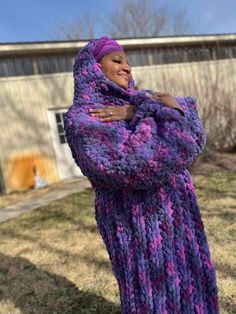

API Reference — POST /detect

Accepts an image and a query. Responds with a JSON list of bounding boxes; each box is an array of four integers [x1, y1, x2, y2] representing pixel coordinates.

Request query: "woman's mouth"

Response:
[[119, 74, 130, 80]]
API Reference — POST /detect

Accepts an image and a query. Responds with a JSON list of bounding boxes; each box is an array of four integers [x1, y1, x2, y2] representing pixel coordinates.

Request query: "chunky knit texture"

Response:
[[64, 39, 220, 313]]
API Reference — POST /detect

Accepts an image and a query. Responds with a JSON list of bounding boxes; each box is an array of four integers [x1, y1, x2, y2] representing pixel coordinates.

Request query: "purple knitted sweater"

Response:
[[64, 39, 220, 314]]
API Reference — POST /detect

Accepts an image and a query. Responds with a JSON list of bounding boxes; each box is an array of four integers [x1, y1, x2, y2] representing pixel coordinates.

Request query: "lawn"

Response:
[[0, 168, 235, 313]]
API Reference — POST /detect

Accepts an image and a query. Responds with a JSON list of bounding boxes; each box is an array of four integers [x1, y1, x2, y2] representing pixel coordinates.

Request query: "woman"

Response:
[[64, 36, 220, 314]]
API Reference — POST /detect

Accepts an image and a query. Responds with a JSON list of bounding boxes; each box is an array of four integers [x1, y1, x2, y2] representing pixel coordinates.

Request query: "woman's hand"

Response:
[[147, 91, 184, 113], [89, 104, 136, 122]]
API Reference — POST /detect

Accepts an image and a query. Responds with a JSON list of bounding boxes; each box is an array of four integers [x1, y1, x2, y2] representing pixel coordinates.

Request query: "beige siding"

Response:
[[0, 59, 235, 192], [0, 73, 73, 192], [132, 59, 236, 100]]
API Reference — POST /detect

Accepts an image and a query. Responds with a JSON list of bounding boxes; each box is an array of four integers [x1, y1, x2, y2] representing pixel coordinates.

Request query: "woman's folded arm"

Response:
[[130, 93, 206, 159], [64, 96, 205, 189]]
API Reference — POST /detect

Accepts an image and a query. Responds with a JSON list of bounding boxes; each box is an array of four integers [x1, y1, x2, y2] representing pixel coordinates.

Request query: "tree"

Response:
[[106, 0, 192, 38], [172, 7, 192, 36], [53, 0, 192, 40], [52, 13, 95, 40]]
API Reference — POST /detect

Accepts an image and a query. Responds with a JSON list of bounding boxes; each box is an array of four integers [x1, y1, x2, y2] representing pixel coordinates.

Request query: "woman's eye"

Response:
[[113, 60, 121, 63]]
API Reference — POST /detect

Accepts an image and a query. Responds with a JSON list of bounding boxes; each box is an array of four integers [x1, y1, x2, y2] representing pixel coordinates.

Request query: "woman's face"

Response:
[[100, 51, 131, 89]]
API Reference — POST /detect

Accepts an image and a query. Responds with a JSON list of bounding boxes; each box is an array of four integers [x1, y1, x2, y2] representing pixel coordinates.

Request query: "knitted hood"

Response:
[[72, 38, 137, 108]]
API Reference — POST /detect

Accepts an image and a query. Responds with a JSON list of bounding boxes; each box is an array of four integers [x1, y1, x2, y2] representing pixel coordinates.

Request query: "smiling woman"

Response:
[[100, 51, 131, 89], [92, 36, 132, 90], [64, 36, 220, 314]]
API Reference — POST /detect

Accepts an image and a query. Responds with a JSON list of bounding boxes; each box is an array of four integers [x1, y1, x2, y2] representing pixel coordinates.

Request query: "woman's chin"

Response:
[[116, 81, 129, 90]]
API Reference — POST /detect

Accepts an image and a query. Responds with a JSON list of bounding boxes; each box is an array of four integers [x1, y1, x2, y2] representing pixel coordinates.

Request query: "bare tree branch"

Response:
[[52, 12, 96, 40], [105, 0, 169, 38], [52, 0, 192, 40], [172, 7, 192, 35], [103, 0, 192, 38]]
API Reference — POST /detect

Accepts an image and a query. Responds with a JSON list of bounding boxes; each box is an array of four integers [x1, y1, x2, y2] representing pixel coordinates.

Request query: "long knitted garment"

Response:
[[64, 39, 220, 314]]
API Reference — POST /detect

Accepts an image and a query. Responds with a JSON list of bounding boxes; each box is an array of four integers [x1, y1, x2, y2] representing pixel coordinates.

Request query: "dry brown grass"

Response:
[[0, 168, 235, 313]]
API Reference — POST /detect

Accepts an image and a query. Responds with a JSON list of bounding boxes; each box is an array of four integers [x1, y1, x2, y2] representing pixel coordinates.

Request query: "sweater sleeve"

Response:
[[130, 93, 206, 158], [64, 96, 205, 190], [178, 96, 206, 156]]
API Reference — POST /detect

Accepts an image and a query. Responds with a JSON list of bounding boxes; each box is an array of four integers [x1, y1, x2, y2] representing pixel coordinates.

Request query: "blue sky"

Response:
[[0, 0, 235, 43]]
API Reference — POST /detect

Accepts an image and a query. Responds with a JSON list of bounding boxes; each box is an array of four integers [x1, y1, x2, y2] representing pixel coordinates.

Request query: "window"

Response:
[[232, 47, 236, 58], [152, 48, 162, 64], [139, 49, 150, 66], [0, 60, 9, 77], [36, 55, 75, 75], [55, 112, 67, 144], [0, 44, 235, 77], [215, 46, 231, 59], [0, 54, 76, 77], [198, 47, 211, 61], [126, 50, 141, 67], [0, 57, 34, 77], [56, 55, 73, 72]]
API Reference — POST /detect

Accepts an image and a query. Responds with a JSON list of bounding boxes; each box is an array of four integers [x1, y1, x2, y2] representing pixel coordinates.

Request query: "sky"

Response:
[[0, 0, 235, 43]]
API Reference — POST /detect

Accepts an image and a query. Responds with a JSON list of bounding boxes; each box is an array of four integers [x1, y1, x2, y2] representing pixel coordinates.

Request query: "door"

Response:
[[47, 108, 83, 180]]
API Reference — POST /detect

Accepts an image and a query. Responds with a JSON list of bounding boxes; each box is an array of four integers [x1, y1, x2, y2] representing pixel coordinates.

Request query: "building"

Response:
[[0, 33, 235, 192]]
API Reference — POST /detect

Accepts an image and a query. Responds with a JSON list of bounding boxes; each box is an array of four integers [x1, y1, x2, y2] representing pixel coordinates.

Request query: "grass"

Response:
[[0, 170, 235, 314]]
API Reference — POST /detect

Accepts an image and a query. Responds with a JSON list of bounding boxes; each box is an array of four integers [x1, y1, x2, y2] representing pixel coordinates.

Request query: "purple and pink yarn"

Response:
[[64, 38, 220, 313]]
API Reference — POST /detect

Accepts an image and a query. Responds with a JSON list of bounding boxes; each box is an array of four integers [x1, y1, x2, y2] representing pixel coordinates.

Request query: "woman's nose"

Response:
[[123, 63, 131, 74]]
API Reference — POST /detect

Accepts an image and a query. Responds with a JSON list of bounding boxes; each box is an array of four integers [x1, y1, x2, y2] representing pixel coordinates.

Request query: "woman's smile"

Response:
[[100, 51, 131, 89], [119, 73, 130, 80]]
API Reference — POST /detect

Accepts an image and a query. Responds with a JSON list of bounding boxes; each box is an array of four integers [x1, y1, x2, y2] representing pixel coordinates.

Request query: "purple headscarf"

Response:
[[92, 36, 125, 62]]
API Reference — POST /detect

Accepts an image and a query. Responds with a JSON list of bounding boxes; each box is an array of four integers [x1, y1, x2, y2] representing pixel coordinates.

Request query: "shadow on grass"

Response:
[[0, 227, 112, 274], [5, 188, 96, 232], [0, 253, 120, 314]]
